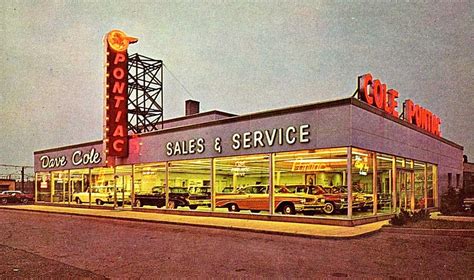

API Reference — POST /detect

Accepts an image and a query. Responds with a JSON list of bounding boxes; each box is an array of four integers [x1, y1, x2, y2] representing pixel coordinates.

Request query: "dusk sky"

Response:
[[1, 1, 472, 169]]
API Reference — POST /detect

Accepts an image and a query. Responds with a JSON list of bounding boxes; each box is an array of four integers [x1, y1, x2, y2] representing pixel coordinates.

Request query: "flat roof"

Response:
[[34, 97, 462, 154]]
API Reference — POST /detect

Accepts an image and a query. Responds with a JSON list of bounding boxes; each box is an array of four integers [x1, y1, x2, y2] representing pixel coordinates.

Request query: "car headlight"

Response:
[[340, 198, 345, 202]]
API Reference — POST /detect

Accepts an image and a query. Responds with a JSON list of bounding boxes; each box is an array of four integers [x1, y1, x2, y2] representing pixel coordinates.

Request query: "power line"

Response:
[[0, 164, 33, 168], [163, 63, 195, 100]]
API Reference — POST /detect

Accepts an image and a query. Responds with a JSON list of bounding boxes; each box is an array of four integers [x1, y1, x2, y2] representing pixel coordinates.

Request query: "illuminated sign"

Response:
[[104, 30, 138, 160], [165, 124, 311, 157], [39, 148, 102, 169], [403, 99, 441, 136], [357, 73, 441, 136]]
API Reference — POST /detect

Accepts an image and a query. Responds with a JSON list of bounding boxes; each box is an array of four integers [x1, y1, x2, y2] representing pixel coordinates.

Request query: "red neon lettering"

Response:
[[414, 105, 422, 126], [387, 89, 399, 117], [112, 139, 125, 152], [114, 52, 126, 65], [371, 80, 384, 109], [113, 68, 125, 79], [404, 99, 415, 123], [115, 110, 123, 123], [112, 81, 125, 94], [113, 125, 125, 137], [358, 74, 373, 105], [114, 95, 125, 108]]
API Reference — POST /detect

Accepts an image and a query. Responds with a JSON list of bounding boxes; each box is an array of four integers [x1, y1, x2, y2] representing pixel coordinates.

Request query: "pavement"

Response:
[[0, 204, 388, 239], [431, 211, 474, 222]]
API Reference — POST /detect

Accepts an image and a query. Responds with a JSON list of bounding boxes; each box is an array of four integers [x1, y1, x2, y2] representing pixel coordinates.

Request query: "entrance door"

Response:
[[114, 166, 133, 209], [396, 169, 415, 212]]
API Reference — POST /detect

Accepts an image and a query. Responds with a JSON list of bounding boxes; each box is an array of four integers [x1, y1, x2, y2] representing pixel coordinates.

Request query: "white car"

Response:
[[72, 186, 130, 205]]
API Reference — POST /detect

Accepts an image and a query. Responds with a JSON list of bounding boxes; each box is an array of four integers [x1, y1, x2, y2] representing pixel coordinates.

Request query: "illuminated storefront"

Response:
[[33, 96, 463, 224], [33, 31, 463, 224]]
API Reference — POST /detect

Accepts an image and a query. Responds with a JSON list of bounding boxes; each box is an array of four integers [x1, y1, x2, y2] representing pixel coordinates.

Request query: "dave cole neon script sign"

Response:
[[104, 30, 138, 158], [357, 73, 441, 136]]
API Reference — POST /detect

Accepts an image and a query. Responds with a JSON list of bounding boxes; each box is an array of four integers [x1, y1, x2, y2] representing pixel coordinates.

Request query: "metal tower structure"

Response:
[[127, 53, 163, 134]]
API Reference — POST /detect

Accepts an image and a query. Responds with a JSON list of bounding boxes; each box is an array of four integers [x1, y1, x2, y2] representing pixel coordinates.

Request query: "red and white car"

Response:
[[0, 190, 34, 205]]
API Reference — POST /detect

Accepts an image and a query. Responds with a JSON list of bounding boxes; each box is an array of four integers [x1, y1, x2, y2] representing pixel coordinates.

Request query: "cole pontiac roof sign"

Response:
[[357, 73, 441, 137]]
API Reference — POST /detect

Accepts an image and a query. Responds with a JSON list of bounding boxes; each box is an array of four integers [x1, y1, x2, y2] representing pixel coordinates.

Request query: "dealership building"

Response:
[[33, 96, 463, 224], [32, 31, 464, 225]]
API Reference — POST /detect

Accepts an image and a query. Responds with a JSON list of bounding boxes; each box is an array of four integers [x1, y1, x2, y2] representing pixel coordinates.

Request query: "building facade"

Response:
[[33, 98, 463, 223]]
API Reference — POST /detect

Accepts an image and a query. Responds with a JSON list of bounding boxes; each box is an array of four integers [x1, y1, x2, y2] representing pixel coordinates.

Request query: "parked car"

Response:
[[186, 186, 211, 209], [134, 186, 210, 210], [215, 185, 325, 215], [72, 186, 130, 205], [316, 186, 363, 214], [0, 190, 34, 204], [462, 197, 474, 212], [334, 186, 373, 211], [134, 186, 167, 208]]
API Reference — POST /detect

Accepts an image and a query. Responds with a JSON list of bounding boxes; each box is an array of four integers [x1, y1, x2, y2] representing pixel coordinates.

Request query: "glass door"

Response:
[[396, 169, 414, 212], [115, 165, 133, 209]]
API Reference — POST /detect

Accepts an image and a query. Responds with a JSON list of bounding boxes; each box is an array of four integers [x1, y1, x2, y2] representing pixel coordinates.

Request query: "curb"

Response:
[[0, 206, 380, 240], [381, 225, 474, 237]]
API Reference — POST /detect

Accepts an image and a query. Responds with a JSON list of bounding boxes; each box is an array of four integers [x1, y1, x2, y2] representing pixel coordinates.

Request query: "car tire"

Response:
[[280, 203, 296, 215], [135, 199, 142, 207], [322, 202, 335, 214], [1, 198, 7, 205], [250, 210, 260, 213], [75, 198, 82, 204], [189, 205, 198, 210], [228, 203, 240, 212], [21, 198, 29, 205], [96, 199, 104, 205], [167, 200, 177, 209]]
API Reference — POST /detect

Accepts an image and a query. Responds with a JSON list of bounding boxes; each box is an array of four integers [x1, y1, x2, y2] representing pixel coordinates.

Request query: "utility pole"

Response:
[[21, 167, 25, 192]]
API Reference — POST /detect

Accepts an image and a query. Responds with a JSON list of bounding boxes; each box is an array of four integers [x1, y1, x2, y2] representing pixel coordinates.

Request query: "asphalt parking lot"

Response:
[[0, 209, 473, 279]]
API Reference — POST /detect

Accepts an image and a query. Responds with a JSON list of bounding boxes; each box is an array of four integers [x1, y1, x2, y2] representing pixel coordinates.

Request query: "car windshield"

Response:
[[243, 186, 267, 194], [151, 187, 163, 193], [190, 187, 209, 194], [170, 187, 187, 194]]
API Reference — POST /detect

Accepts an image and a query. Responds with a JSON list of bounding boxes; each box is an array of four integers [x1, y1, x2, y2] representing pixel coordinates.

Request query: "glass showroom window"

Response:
[[351, 148, 374, 216], [115, 165, 133, 208], [273, 148, 348, 217], [168, 159, 211, 211], [427, 164, 435, 207], [70, 169, 89, 204], [405, 159, 415, 210], [35, 172, 51, 203], [51, 170, 69, 204], [133, 163, 166, 209], [376, 154, 393, 213], [414, 161, 426, 209], [85, 167, 115, 207], [214, 154, 269, 214]]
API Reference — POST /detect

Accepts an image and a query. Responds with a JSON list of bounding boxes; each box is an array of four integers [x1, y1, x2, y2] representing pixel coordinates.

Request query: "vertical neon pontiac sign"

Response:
[[104, 30, 138, 162]]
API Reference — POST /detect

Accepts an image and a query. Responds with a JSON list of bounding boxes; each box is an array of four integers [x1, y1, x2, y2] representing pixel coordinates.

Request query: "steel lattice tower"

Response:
[[127, 53, 163, 133]]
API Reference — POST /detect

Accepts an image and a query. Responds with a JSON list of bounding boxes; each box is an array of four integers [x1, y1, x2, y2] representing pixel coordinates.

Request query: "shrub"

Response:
[[389, 209, 429, 226], [440, 187, 464, 215]]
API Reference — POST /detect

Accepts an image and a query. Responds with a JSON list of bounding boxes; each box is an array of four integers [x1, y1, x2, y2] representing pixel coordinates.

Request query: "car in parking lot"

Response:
[[0, 190, 34, 204]]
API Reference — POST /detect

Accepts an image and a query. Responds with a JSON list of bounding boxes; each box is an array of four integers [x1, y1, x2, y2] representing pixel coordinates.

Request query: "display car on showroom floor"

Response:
[[72, 186, 130, 205], [215, 185, 326, 215], [134, 186, 211, 209]]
